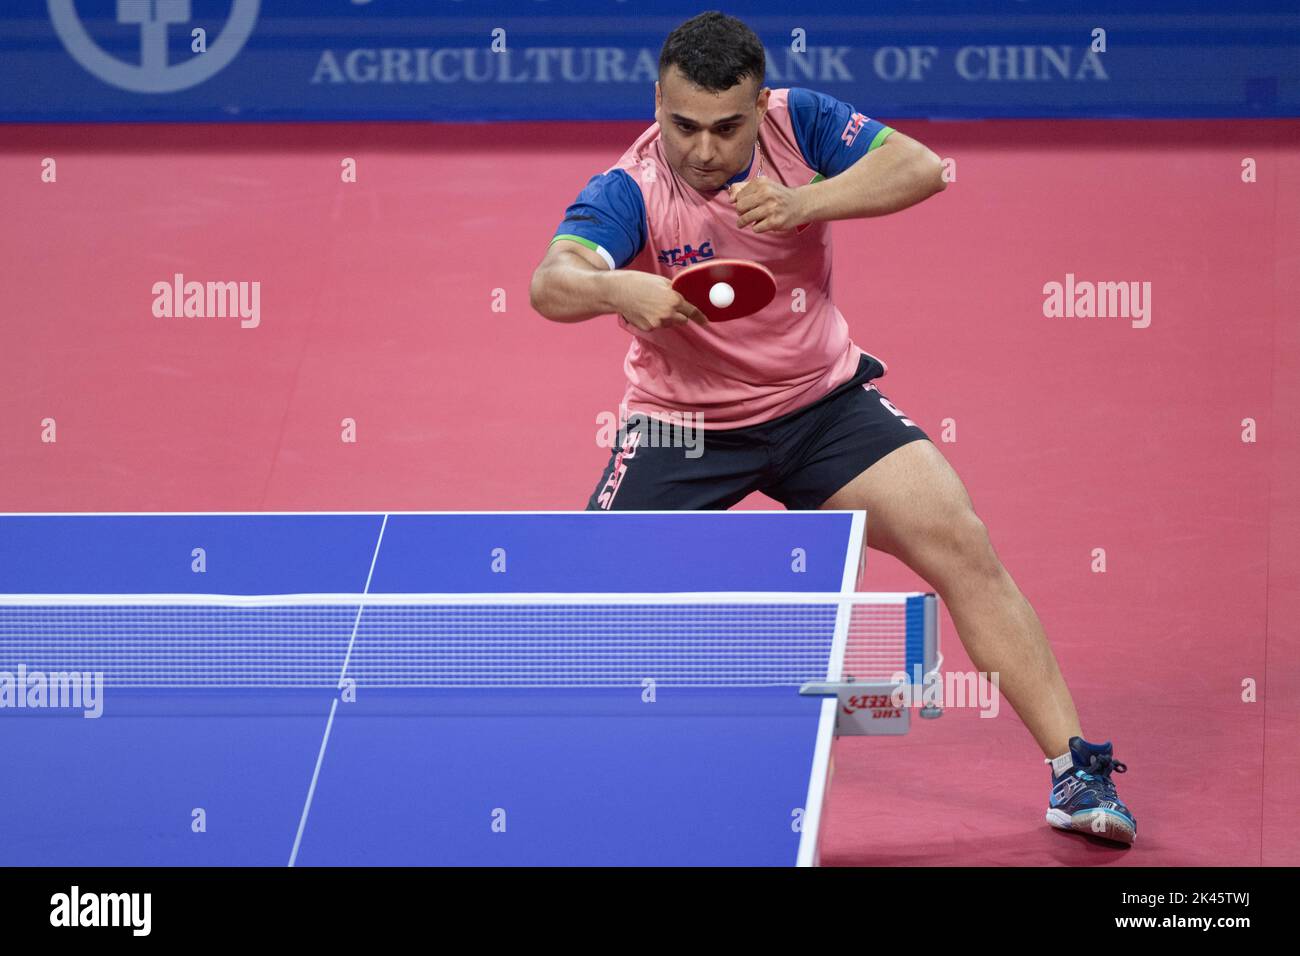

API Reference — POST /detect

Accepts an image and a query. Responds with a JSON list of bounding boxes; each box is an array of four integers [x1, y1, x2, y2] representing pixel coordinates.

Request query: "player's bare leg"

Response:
[[821, 439, 1082, 757]]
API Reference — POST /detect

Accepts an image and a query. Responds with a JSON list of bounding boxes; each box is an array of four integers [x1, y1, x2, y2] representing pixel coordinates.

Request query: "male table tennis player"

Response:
[[529, 12, 1136, 845]]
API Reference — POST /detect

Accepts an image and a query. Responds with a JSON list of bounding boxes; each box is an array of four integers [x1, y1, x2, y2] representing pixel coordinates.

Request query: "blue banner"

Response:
[[1, 1, 1296, 121]]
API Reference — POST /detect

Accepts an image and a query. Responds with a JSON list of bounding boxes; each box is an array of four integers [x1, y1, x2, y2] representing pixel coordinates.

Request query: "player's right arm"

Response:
[[530, 169, 706, 331], [530, 241, 707, 330]]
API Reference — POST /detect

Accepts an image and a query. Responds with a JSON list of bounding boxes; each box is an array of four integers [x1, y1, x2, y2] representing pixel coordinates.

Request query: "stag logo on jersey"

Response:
[[840, 111, 868, 146], [48, 0, 260, 93], [657, 242, 715, 268]]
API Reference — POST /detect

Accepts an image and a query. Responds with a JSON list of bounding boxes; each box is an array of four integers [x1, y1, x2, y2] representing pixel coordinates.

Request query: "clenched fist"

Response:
[[730, 179, 810, 233]]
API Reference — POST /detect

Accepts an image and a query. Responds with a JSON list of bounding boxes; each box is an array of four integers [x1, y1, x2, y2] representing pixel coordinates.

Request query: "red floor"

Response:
[[1, 119, 1296, 865]]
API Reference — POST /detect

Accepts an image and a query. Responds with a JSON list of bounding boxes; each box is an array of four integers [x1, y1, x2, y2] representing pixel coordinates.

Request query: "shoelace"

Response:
[[1080, 753, 1127, 799]]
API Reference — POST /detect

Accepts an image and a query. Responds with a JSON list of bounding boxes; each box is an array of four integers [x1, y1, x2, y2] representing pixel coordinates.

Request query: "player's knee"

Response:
[[948, 511, 1001, 580], [905, 509, 997, 583]]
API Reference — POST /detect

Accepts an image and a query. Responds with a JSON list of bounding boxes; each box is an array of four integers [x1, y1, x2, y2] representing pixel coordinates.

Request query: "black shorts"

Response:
[[586, 353, 930, 511]]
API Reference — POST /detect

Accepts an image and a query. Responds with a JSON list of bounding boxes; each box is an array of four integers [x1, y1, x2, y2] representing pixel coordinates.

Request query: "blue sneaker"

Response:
[[1045, 737, 1136, 845]]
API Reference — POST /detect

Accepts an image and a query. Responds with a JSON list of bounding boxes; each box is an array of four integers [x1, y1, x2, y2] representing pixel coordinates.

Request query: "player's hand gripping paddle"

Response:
[[670, 258, 776, 323]]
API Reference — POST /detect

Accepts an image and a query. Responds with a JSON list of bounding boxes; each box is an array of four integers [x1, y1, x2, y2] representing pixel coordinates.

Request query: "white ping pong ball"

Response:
[[709, 282, 735, 309]]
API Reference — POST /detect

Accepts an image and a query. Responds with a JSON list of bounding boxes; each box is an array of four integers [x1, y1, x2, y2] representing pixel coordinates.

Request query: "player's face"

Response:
[[656, 67, 769, 193]]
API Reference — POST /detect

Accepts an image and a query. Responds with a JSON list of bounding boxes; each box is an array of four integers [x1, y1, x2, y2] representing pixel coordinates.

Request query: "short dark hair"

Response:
[[658, 11, 765, 94]]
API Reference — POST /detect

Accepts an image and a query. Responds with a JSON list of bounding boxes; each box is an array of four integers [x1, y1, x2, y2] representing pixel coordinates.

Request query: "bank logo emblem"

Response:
[[48, 0, 260, 93]]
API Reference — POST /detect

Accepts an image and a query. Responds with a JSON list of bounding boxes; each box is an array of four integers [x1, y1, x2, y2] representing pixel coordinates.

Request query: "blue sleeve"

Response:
[[787, 87, 895, 179], [548, 168, 647, 269]]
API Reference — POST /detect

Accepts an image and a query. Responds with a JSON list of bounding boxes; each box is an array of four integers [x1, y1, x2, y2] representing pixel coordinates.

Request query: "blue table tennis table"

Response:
[[0, 511, 937, 866]]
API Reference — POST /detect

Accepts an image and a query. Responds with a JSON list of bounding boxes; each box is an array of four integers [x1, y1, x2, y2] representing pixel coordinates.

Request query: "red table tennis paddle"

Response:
[[671, 258, 776, 322]]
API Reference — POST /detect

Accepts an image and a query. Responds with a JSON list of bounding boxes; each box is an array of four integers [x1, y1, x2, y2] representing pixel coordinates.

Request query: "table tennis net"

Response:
[[0, 594, 930, 687]]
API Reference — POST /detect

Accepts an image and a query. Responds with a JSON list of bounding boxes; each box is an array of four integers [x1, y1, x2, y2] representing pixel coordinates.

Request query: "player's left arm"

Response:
[[797, 130, 945, 223], [734, 130, 945, 232], [734, 88, 945, 233]]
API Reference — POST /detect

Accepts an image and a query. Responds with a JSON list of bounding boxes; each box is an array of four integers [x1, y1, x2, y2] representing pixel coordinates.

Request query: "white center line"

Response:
[[288, 513, 389, 867], [288, 697, 337, 868]]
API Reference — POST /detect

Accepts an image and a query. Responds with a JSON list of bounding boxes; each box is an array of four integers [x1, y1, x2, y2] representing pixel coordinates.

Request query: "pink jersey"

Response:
[[553, 87, 894, 429]]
